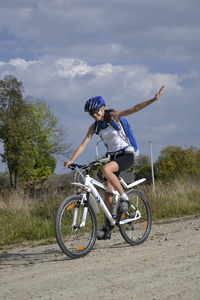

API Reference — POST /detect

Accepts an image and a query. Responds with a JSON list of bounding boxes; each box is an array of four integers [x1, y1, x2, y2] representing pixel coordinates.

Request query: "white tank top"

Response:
[[100, 123, 129, 153]]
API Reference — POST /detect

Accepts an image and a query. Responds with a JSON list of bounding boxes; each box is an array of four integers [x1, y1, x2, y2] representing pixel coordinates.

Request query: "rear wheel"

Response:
[[55, 195, 97, 259], [119, 189, 152, 246]]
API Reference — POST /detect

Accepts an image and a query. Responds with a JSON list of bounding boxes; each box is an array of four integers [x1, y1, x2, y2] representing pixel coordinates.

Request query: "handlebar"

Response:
[[68, 157, 110, 171]]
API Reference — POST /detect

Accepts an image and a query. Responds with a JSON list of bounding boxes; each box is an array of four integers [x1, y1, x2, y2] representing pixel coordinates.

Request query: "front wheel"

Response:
[[119, 189, 152, 246], [55, 195, 97, 259]]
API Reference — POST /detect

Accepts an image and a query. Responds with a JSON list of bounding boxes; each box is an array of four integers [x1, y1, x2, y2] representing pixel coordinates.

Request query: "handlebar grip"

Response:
[[68, 163, 79, 169], [67, 158, 110, 170]]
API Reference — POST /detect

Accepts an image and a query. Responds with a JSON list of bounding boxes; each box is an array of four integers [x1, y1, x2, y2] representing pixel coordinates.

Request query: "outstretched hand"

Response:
[[155, 85, 165, 100]]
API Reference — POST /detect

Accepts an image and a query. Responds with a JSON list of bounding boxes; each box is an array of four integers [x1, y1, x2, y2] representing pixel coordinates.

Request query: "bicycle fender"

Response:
[[89, 194, 100, 214], [126, 178, 146, 188]]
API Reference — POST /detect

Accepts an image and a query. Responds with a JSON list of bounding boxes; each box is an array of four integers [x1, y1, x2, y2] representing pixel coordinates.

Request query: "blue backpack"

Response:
[[95, 117, 139, 156]]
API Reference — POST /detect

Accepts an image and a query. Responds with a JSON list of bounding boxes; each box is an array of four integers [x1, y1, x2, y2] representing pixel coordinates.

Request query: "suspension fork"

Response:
[[71, 192, 89, 228], [72, 203, 79, 227], [75, 191, 89, 228]]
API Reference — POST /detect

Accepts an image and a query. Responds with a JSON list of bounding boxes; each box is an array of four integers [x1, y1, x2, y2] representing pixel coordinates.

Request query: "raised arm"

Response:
[[64, 123, 95, 168], [112, 85, 165, 121]]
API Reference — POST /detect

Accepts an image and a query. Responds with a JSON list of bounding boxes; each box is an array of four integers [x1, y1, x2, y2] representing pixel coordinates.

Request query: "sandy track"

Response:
[[0, 216, 200, 300]]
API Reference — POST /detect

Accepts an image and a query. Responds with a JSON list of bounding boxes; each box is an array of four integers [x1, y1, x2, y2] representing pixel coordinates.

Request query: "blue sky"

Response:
[[0, 0, 200, 174]]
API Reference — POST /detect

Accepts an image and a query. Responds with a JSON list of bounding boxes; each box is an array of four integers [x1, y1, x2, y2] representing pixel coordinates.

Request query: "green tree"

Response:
[[0, 75, 72, 191], [155, 145, 200, 180], [0, 75, 32, 190], [0, 171, 10, 191], [22, 99, 71, 182], [134, 154, 152, 183]]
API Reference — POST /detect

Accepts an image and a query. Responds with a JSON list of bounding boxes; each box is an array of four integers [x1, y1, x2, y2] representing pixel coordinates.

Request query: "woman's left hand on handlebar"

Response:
[[64, 160, 72, 168]]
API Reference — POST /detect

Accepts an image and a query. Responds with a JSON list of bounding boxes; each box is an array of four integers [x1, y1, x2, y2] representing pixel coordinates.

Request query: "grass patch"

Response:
[[0, 208, 55, 244], [0, 177, 200, 246], [0, 190, 69, 246]]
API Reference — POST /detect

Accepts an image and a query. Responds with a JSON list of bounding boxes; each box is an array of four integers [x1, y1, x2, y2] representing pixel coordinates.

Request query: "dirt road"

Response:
[[0, 216, 200, 300]]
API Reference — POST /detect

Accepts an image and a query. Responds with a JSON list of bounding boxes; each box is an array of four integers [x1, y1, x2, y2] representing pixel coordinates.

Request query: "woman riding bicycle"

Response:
[[64, 85, 165, 240]]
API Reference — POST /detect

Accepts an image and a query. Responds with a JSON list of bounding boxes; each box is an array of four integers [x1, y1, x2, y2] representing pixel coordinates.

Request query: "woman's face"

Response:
[[89, 106, 105, 122]]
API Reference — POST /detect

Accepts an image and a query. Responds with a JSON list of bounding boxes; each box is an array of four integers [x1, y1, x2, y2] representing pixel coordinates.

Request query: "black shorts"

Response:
[[110, 153, 134, 177]]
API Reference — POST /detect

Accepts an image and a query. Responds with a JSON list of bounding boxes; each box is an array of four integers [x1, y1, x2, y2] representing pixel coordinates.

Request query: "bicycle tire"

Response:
[[119, 189, 152, 246], [55, 195, 97, 259]]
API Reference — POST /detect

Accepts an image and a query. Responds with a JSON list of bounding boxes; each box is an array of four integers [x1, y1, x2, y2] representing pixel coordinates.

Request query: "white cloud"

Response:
[[9, 58, 36, 71], [0, 56, 195, 119], [55, 58, 92, 78], [0, 57, 181, 131]]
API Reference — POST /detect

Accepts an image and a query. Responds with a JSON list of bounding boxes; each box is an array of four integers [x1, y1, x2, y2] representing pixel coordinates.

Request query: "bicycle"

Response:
[[55, 158, 152, 259]]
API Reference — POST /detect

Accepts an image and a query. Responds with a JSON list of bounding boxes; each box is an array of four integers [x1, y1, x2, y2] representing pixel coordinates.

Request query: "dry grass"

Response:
[[140, 177, 200, 220], [0, 191, 31, 212]]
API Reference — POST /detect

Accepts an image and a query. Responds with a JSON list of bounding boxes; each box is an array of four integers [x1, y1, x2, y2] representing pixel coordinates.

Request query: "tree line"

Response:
[[0, 75, 72, 191]]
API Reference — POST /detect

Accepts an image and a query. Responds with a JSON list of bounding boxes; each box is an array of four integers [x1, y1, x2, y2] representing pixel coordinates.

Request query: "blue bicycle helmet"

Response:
[[84, 96, 106, 112]]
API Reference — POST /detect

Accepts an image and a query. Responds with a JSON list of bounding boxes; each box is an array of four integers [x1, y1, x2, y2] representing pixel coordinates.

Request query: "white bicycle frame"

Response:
[[71, 170, 146, 227]]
